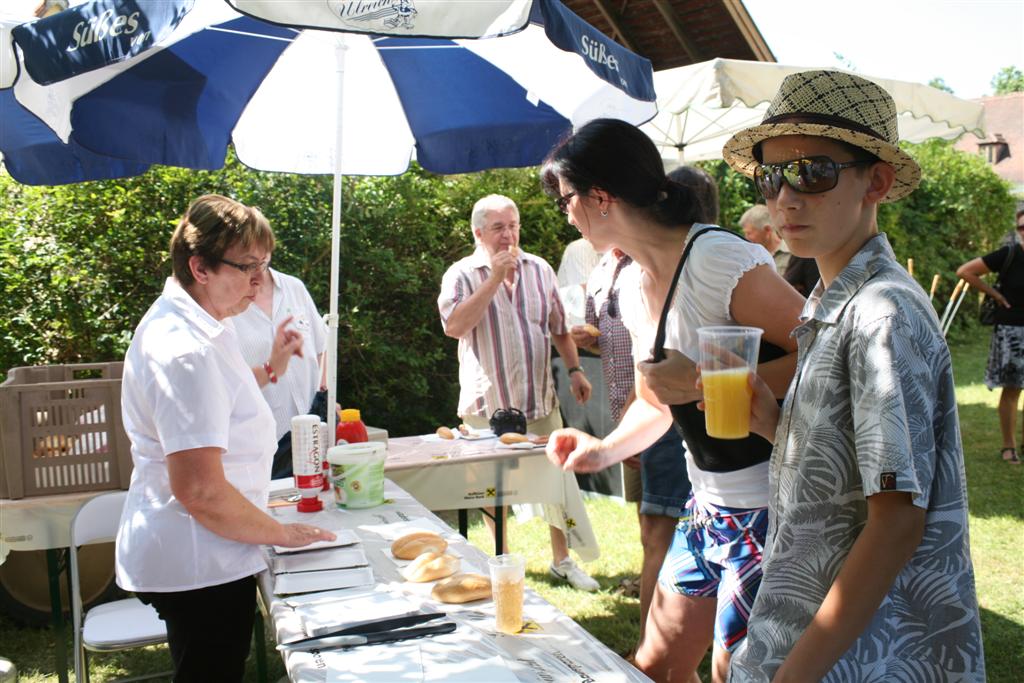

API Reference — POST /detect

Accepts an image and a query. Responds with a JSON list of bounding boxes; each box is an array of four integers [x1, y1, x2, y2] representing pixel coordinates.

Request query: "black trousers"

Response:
[[138, 575, 257, 683]]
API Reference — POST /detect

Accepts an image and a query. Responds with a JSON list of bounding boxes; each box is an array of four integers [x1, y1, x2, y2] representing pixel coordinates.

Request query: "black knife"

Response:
[[277, 621, 457, 652]]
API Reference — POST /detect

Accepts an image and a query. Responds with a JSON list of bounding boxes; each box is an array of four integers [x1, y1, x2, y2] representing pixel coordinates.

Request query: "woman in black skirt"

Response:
[[957, 208, 1024, 464]]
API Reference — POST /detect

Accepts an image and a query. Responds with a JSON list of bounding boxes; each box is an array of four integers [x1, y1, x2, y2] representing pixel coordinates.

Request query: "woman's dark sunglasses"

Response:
[[556, 191, 577, 214], [754, 156, 874, 199]]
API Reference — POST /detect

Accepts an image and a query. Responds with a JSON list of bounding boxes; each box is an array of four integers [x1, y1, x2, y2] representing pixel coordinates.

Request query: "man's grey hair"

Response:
[[739, 204, 771, 230], [471, 194, 519, 233]]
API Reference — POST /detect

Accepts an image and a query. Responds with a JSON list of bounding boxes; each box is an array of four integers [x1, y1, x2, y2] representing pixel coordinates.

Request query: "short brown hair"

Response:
[[169, 194, 275, 287]]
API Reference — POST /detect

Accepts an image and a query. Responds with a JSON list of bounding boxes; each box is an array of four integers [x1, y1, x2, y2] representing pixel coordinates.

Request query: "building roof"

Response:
[[563, 0, 775, 71], [954, 92, 1024, 195]]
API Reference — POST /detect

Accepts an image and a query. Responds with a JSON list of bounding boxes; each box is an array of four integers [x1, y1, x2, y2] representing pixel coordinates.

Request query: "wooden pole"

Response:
[[929, 274, 940, 301], [939, 279, 965, 331]]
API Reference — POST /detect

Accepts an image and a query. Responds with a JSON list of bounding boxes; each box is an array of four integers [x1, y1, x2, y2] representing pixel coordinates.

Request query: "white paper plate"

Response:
[[495, 441, 545, 450], [420, 431, 462, 443]]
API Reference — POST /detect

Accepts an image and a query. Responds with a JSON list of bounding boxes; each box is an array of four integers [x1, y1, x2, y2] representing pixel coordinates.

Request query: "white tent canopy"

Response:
[[642, 58, 987, 166]]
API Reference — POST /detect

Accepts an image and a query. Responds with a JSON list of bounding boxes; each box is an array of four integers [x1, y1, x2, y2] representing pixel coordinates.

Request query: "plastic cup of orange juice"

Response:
[[696, 326, 763, 439]]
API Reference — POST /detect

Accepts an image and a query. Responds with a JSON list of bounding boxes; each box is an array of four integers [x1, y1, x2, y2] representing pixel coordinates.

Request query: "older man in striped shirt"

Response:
[[438, 194, 599, 591]]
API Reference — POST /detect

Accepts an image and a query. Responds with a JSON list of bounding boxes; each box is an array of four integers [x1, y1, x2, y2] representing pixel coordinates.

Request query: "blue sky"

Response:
[[743, 0, 1024, 99]]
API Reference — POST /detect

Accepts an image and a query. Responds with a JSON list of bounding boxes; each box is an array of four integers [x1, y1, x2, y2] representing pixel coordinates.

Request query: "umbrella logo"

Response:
[[580, 34, 619, 73], [327, 0, 418, 31]]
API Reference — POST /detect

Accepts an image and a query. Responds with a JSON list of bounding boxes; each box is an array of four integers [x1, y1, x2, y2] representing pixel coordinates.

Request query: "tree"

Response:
[[928, 77, 954, 94], [991, 66, 1024, 95]]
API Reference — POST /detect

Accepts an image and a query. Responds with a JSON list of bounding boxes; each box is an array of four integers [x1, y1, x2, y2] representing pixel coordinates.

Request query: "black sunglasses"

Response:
[[556, 191, 577, 214], [754, 156, 874, 200]]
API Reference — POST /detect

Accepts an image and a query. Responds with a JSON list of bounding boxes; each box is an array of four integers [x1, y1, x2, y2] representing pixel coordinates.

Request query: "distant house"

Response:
[[954, 92, 1024, 200]]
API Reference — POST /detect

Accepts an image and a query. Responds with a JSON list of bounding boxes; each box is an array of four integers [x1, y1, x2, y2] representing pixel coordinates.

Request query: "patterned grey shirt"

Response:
[[730, 234, 985, 682]]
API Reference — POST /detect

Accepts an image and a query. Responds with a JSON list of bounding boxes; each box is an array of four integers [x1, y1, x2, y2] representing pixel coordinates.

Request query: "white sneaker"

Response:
[[549, 558, 599, 592]]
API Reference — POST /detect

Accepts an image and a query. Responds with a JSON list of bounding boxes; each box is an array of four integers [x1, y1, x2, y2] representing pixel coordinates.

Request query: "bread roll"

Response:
[[402, 552, 460, 582], [581, 323, 601, 337], [499, 432, 528, 444], [436, 426, 455, 440], [431, 573, 492, 604], [391, 531, 448, 560]]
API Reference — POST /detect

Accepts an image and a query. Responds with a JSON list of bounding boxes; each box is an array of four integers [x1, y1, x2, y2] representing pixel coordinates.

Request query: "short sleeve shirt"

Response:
[[438, 248, 567, 421], [729, 234, 985, 682], [981, 243, 1024, 326], [116, 278, 275, 592], [233, 268, 328, 440]]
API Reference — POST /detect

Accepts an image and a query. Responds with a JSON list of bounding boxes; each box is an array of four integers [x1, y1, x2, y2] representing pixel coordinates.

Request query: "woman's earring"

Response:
[[600, 210, 608, 217]]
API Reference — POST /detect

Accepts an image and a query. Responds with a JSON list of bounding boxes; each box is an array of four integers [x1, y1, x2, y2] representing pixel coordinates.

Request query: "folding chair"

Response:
[[70, 491, 169, 683]]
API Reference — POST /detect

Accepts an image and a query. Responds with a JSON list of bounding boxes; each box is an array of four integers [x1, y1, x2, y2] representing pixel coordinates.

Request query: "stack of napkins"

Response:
[[272, 530, 374, 595]]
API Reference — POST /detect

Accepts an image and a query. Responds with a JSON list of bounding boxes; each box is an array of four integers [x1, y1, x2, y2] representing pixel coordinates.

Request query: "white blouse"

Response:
[[619, 225, 774, 509], [116, 278, 275, 592], [233, 268, 327, 440]]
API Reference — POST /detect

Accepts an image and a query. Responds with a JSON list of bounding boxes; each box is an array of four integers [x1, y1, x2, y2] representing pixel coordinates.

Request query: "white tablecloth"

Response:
[[263, 480, 648, 683], [0, 490, 104, 563], [385, 435, 599, 561]]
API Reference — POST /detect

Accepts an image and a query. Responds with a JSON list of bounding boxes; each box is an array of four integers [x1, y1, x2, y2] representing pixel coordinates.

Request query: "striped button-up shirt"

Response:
[[439, 248, 567, 421]]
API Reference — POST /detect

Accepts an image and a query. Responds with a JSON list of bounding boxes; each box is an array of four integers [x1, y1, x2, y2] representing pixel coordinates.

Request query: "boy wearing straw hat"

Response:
[[721, 71, 985, 682]]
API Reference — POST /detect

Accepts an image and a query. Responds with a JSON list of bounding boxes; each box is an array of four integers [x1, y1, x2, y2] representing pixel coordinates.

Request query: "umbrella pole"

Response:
[[327, 37, 348, 444]]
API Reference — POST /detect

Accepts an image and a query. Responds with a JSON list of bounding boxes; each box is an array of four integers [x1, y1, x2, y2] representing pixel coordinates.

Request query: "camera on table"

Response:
[[489, 408, 526, 437]]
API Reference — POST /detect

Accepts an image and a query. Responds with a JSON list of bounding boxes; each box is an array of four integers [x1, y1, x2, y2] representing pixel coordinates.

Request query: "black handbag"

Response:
[[980, 244, 1016, 325]]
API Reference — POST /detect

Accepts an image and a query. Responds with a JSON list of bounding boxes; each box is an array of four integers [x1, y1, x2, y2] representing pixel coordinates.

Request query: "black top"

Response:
[[652, 227, 784, 473], [982, 244, 1024, 326], [783, 256, 820, 297]]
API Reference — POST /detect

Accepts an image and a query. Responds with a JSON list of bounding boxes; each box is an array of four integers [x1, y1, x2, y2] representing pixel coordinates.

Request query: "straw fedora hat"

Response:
[[722, 70, 921, 202]]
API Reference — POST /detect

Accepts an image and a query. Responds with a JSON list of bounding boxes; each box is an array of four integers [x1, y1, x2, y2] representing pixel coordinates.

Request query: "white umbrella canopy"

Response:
[[642, 58, 987, 166]]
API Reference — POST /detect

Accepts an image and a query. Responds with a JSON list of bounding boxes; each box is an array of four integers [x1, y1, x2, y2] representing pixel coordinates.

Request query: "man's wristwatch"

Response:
[[567, 366, 584, 376]]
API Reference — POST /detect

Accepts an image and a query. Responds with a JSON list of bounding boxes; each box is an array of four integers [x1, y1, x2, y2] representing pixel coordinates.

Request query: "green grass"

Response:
[[2, 336, 1021, 682]]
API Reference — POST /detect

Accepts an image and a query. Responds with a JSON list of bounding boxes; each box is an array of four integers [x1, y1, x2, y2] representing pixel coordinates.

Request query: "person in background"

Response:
[[234, 254, 329, 479], [741, 204, 820, 295], [543, 121, 803, 682], [555, 238, 609, 443], [438, 194, 600, 591], [116, 195, 334, 682], [723, 69, 984, 682], [956, 208, 1024, 465], [667, 165, 720, 224]]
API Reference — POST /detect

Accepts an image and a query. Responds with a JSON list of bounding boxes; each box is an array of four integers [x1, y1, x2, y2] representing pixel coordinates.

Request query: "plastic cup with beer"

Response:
[[488, 554, 525, 634], [696, 326, 763, 439]]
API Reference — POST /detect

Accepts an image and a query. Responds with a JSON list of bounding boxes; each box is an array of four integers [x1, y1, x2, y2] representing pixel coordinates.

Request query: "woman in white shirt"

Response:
[[116, 195, 334, 682], [541, 120, 804, 683], [233, 264, 328, 479]]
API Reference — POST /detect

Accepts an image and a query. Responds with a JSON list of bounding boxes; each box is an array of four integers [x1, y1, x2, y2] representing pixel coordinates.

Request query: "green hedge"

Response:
[[0, 141, 1014, 435]]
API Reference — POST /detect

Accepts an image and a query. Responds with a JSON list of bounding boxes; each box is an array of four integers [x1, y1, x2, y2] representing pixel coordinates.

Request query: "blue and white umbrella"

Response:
[[0, 0, 656, 434], [2, 0, 655, 178]]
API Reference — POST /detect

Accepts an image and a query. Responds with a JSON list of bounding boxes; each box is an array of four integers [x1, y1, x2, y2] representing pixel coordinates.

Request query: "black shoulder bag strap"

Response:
[[649, 226, 782, 473], [651, 226, 735, 363]]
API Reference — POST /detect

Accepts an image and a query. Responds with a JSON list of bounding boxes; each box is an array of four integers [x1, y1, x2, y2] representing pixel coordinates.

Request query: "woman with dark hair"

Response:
[[115, 195, 335, 682], [542, 119, 804, 682], [956, 208, 1024, 465]]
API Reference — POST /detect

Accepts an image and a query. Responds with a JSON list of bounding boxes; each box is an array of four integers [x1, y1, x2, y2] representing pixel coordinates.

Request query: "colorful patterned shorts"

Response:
[[658, 493, 768, 652]]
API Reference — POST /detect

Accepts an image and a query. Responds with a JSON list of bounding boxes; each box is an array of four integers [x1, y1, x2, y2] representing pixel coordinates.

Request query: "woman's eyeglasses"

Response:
[[556, 191, 577, 214], [754, 156, 874, 200], [220, 257, 270, 275]]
